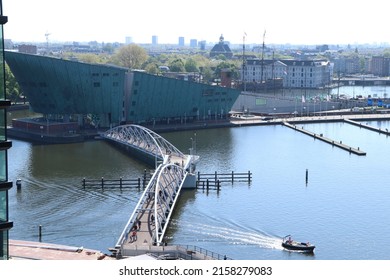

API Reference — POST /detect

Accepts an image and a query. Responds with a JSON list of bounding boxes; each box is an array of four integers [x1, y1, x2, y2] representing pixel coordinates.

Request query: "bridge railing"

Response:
[[119, 244, 232, 260], [154, 163, 185, 246], [103, 125, 186, 161], [115, 163, 164, 248]]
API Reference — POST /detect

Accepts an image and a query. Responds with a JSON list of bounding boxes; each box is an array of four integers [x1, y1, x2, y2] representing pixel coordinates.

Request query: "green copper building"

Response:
[[0, 1, 13, 260], [5, 51, 240, 129]]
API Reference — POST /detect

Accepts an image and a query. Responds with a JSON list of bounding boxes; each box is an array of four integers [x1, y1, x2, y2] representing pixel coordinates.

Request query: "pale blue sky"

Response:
[[3, 0, 390, 45]]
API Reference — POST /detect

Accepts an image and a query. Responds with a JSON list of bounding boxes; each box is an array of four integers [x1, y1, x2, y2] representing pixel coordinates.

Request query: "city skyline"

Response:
[[4, 0, 390, 46]]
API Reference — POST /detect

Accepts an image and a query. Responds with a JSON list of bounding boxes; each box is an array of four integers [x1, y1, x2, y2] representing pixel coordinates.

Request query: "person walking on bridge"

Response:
[[131, 230, 137, 242]]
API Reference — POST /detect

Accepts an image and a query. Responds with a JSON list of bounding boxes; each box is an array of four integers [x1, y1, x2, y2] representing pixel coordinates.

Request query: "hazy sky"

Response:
[[3, 0, 390, 45]]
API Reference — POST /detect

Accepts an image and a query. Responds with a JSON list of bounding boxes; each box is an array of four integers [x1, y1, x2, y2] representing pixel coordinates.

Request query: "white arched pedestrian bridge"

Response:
[[103, 124, 188, 167], [102, 125, 199, 255]]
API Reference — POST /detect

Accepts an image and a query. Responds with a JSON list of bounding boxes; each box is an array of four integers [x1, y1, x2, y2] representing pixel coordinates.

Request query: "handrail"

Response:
[[115, 164, 164, 248]]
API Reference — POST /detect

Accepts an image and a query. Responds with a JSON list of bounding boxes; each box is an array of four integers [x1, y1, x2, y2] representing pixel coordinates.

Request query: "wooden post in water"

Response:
[[231, 171, 234, 183], [143, 169, 147, 188], [305, 169, 308, 184], [119, 177, 122, 190], [217, 180, 220, 191], [138, 178, 141, 189], [101, 177, 104, 189], [215, 171, 217, 182], [82, 178, 86, 189], [16, 178, 22, 190], [248, 171, 251, 183], [206, 179, 209, 190], [198, 171, 200, 182], [39, 225, 42, 242]]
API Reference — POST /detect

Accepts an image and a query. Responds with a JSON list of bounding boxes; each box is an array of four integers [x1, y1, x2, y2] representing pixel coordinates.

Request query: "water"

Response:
[[7, 86, 390, 260], [8, 120, 390, 260]]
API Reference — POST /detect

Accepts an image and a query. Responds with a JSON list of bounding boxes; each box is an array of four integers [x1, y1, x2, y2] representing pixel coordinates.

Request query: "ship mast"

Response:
[[260, 30, 266, 83], [242, 33, 247, 92]]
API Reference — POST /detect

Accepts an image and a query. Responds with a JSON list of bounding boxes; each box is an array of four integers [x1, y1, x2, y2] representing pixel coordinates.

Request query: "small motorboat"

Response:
[[282, 235, 315, 253]]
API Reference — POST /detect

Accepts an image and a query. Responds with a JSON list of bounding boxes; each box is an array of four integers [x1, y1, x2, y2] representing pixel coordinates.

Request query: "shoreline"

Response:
[[8, 111, 390, 144]]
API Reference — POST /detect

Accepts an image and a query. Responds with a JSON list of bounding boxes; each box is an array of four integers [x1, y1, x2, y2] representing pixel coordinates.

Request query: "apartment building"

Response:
[[241, 58, 332, 89]]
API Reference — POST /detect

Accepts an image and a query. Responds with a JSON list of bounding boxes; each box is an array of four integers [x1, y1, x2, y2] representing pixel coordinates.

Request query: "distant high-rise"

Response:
[[199, 40, 206, 50], [125, 36, 133, 44], [178, 37, 185, 47], [152, 35, 158, 45], [190, 39, 198, 48]]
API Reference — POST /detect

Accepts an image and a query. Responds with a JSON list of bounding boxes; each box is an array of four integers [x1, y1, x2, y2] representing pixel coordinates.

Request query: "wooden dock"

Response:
[[196, 171, 252, 190], [81, 170, 152, 189], [283, 122, 366, 156], [344, 119, 390, 136]]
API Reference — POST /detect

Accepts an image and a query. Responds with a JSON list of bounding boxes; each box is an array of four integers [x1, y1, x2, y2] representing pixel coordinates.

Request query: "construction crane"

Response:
[[45, 31, 51, 50]]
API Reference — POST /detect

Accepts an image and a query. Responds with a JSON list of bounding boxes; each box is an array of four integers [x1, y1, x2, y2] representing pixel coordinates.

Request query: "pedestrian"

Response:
[[137, 220, 141, 230], [131, 230, 137, 242], [150, 214, 154, 224]]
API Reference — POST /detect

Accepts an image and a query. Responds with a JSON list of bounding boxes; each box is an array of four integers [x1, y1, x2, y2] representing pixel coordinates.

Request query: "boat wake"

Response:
[[171, 219, 283, 250]]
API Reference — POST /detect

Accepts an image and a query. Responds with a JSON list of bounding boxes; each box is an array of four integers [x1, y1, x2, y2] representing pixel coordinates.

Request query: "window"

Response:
[[93, 82, 100, 87]]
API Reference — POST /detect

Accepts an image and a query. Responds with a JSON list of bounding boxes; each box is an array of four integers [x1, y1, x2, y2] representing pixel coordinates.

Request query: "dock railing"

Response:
[[120, 244, 232, 260]]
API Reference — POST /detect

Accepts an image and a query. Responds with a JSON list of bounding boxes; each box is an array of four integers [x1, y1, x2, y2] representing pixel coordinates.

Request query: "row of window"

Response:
[[93, 82, 119, 87], [92, 72, 119, 77], [20, 81, 121, 88]]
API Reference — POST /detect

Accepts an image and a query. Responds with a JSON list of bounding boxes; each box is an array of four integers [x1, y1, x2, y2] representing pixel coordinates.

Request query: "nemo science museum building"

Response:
[[5, 51, 240, 140]]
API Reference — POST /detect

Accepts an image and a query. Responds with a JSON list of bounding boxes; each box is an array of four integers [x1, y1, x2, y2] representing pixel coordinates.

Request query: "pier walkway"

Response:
[[343, 119, 390, 136], [102, 125, 205, 258], [283, 122, 366, 155]]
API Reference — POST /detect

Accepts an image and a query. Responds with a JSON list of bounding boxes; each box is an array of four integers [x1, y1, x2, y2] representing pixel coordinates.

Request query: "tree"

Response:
[[215, 61, 239, 80], [184, 58, 198, 72], [169, 58, 185, 72], [77, 53, 103, 64], [5, 64, 22, 104], [144, 63, 160, 75], [201, 66, 214, 84], [113, 44, 149, 69]]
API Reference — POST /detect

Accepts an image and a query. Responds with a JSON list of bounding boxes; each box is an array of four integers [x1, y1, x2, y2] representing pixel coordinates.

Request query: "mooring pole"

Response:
[[39, 225, 42, 242], [306, 169, 308, 184], [16, 178, 22, 190]]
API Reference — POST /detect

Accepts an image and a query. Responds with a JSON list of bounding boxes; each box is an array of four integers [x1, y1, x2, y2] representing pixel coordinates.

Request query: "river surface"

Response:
[[7, 86, 390, 260]]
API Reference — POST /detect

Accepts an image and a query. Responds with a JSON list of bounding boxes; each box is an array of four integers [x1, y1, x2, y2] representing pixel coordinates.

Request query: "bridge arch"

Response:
[[103, 125, 185, 163], [153, 163, 185, 245]]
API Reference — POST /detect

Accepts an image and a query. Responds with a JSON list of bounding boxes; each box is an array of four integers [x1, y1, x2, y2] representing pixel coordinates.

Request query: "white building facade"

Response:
[[241, 59, 332, 89]]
